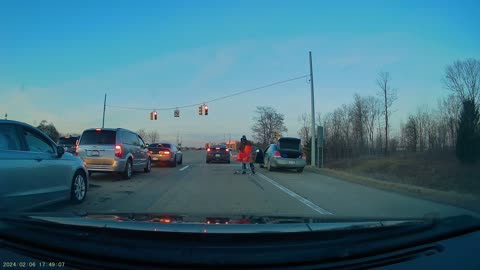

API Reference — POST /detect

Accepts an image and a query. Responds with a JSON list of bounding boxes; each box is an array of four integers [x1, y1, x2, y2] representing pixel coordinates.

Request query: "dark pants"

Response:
[[242, 162, 255, 173]]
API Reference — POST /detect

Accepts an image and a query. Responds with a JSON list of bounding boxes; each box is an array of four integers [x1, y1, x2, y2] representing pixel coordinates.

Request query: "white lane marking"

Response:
[[257, 173, 333, 215], [179, 165, 190, 171]]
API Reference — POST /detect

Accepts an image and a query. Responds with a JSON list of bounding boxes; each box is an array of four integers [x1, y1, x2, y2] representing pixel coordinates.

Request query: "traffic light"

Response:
[[150, 112, 153, 120], [198, 105, 203, 115], [154, 112, 158, 120], [204, 105, 208, 115]]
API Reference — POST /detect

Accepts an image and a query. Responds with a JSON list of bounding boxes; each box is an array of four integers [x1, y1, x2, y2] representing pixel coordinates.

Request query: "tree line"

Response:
[[299, 58, 480, 164]]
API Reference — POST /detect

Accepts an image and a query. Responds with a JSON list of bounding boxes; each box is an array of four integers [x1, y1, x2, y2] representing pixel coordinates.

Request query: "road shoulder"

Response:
[[305, 166, 480, 213]]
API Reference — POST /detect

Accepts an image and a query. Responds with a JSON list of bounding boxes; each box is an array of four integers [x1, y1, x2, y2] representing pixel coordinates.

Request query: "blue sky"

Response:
[[1, 0, 479, 146]]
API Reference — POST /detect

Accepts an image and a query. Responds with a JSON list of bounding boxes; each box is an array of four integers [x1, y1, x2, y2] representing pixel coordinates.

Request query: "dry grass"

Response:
[[326, 152, 480, 196]]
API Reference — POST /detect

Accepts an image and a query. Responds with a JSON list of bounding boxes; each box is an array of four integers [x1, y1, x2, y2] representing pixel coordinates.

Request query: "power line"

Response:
[[106, 75, 308, 111]]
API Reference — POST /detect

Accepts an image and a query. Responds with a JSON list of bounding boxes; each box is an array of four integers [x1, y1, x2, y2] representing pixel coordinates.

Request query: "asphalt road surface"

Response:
[[39, 150, 477, 218]]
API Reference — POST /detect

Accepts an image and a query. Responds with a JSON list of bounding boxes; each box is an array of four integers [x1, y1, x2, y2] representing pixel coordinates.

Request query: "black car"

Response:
[[206, 145, 230, 163], [57, 136, 79, 154]]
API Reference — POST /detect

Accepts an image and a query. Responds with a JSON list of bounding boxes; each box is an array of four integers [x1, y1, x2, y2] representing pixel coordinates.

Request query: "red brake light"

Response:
[[274, 151, 281, 157], [216, 147, 220, 150], [163, 151, 170, 154], [226, 148, 229, 152], [207, 148, 211, 152], [95, 128, 101, 131], [302, 153, 307, 159], [115, 145, 122, 158]]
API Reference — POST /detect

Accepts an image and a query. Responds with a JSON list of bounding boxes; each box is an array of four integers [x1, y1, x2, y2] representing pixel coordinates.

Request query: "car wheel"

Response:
[[71, 171, 87, 203], [227, 160, 231, 164], [296, 167, 304, 173], [144, 158, 151, 173], [206, 159, 210, 164], [178, 156, 183, 165], [267, 159, 273, 171], [171, 155, 177, 167], [123, 159, 133, 179]]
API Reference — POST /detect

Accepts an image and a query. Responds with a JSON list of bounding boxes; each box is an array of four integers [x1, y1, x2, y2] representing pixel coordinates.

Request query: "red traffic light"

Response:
[[154, 112, 158, 120], [204, 105, 209, 115]]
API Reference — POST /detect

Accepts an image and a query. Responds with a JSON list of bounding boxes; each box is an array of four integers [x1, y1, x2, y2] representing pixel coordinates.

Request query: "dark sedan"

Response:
[[206, 145, 230, 163]]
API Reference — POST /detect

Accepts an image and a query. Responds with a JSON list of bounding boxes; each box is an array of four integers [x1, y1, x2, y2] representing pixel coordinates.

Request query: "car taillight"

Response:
[[274, 151, 281, 157], [115, 145, 122, 158], [301, 153, 307, 159], [163, 151, 170, 155], [207, 148, 211, 152], [226, 148, 229, 152]]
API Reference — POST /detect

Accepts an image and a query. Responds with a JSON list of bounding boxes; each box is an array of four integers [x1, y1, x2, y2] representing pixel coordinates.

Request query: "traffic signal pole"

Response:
[[309, 52, 316, 167], [102, 93, 106, 128]]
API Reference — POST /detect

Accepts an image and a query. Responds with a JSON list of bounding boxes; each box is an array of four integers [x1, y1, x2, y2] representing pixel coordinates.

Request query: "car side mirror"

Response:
[[56, 145, 65, 157]]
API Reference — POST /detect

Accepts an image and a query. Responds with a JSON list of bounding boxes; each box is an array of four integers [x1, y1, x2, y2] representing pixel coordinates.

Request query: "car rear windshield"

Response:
[[58, 137, 78, 145], [149, 143, 171, 148], [79, 130, 116, 145], [278, 139, 301, 151]]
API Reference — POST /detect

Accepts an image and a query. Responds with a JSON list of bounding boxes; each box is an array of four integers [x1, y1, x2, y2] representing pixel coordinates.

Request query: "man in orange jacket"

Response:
[[237, 135, 255, 174]]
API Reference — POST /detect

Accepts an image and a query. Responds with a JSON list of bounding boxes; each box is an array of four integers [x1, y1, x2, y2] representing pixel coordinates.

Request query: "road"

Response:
[[39, 150, 477, 218]]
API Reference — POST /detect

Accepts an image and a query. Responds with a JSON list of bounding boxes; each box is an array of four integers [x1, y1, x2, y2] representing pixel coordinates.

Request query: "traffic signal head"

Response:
[[154, 112, 158, 120], [205, 105, 209, 115], [150, 112, 153, 120], [198, 105, 203, 115]]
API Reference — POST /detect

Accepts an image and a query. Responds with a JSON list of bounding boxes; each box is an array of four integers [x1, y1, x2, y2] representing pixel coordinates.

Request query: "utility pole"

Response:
[[102, 93, 107, 128], [4, 113, 7, 120], [309, 52, 316, 167]]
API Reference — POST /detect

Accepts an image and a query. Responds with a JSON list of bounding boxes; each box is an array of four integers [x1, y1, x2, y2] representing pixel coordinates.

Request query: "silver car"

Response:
[[77, 128, 151, 179], [0, 120, 88, 211], [263, 137, 307, 173], [147, 142, 182, 167]]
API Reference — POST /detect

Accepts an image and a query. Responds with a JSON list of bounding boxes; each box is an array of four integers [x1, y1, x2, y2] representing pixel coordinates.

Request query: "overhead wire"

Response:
[[106, 75, 309, 111]]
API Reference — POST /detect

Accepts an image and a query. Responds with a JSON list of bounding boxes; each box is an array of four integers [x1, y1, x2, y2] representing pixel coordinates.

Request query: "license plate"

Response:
[[63, 147, 68, 151], [215, 154, 220, 157], [288, 161, 295, 164], [89, 150, 100, 156], [152, 157, 158, 161]]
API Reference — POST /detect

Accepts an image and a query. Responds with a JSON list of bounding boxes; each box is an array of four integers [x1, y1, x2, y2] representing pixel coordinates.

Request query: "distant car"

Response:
[[263, 137, 306, 173], [77, 128, 151, 179], [206, 145, 230, 163], [0, 120, 88, 211], [148, 143, 182, 167], [57, 136, 79, 154]]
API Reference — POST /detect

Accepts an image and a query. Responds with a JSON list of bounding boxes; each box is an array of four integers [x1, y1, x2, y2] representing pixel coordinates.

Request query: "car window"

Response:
[[80, 130, 116, 145], [137, 135, 145, 147], [58, 137, 78, 146], [0, 125, 21, 151], [23, 129, 54, 153]]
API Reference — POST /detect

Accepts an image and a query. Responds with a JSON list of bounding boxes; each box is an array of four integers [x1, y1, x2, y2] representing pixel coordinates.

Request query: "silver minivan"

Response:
[[77, 128, 151, 179]]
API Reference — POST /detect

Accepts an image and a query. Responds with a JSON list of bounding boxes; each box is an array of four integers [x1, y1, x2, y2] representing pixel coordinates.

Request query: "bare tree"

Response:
[[364, 96, 381, 153], [137, 129, 147, 141], [443, 58, 480, 106], [403, 116, 418, 152], [37, 120, 60, 142], [438, 95, 461, 148], [377, 72, 398, 155], [147, 130, 159, 143], [251, 106, 287, 147], [297, 113, 310, 147]]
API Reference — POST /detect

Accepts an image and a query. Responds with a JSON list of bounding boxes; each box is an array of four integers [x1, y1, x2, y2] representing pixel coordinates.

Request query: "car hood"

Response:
[[1, 211, 453, 234]]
